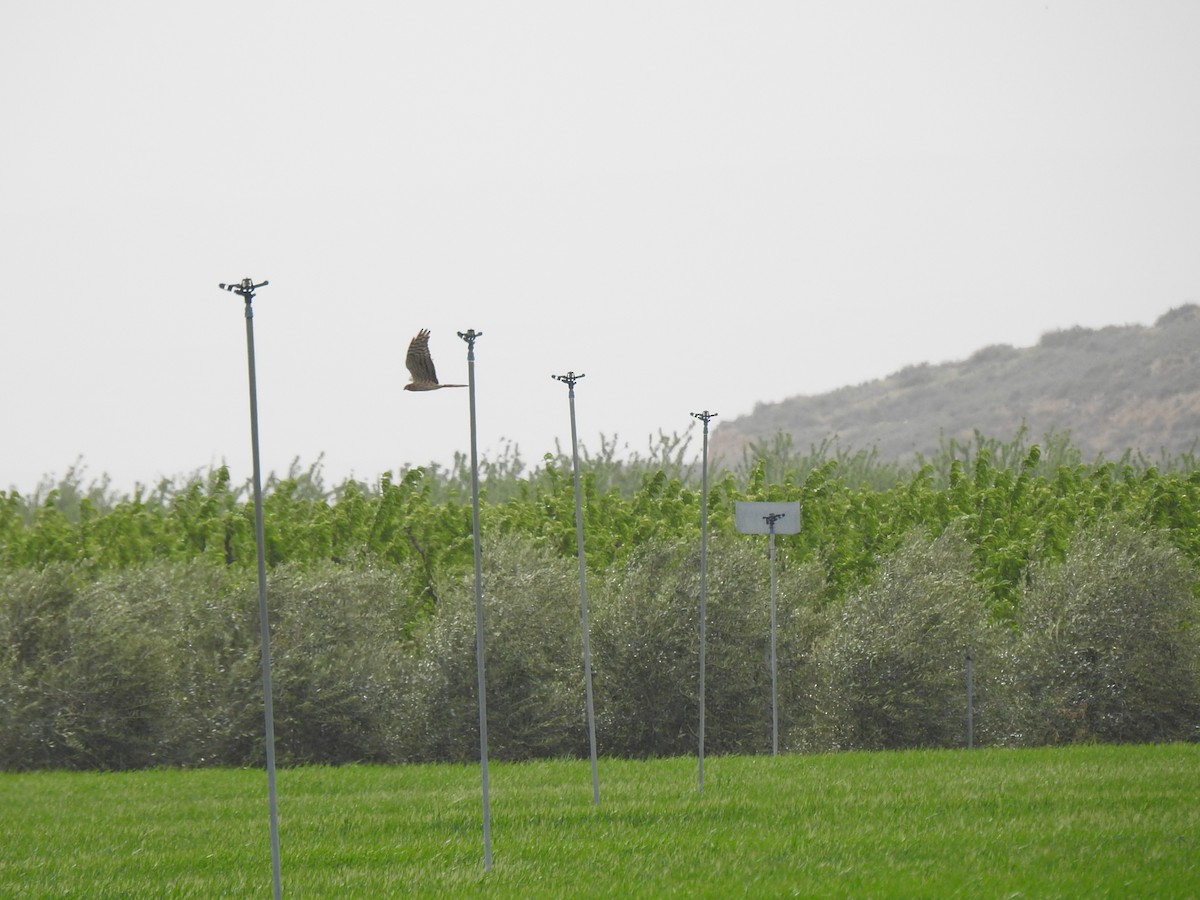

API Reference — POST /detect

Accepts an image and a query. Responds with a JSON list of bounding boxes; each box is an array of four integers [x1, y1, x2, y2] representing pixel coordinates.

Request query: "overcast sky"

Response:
[[3, 1, 1198, 496]]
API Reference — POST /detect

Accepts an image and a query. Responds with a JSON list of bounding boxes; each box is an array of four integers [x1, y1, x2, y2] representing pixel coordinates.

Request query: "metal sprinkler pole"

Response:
[[458, 329, 492, 871], [764, 512, 784, 757], [218, 278, 281, 900], [690, 410, 716, 792], [552, 372, 600, 804]]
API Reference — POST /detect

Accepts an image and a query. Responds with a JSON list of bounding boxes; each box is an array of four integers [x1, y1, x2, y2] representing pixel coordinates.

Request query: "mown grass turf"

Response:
[[1, 744, 1197, 897]]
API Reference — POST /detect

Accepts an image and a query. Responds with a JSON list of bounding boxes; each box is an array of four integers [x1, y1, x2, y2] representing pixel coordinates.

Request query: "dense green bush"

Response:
[[266, 564, 424, 765], [593, 534, 827, 759], [408, 535, 587, 762], [803, 527, 1001, 751], [0, 562, 425, 769], [1, 564, 95, 769], [1012, 519, 1200, 745], [699, 537, 827, 755], [159, 563, 262, 766], [0, 564, 186, 769], [3, 517, 1198, 769], [4, 435, 1200, 769], [592, 539, 704, 758]]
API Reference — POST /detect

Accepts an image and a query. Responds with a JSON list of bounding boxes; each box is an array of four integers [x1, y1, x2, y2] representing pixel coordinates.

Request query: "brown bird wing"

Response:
[[405, 328, 441, 386]]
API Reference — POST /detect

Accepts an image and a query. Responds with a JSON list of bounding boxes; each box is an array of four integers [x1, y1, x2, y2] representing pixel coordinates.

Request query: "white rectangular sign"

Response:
[[734, 500, 801, 534]]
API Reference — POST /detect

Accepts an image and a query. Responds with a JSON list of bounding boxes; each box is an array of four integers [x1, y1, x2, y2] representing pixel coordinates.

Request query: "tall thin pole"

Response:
[[458, 329, 491, 871], [764, 512, 784, 757], [218, 278, 281, 900], [553, 371, 599, 804], [690, 410, 716, 792]]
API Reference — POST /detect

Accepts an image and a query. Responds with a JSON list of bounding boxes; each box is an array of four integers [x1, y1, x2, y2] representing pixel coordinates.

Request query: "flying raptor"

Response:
[[404, 329, 466, 391]]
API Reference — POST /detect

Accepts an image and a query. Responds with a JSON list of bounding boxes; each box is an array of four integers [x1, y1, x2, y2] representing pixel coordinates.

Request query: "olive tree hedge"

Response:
[[1, 522, 1197, 770]]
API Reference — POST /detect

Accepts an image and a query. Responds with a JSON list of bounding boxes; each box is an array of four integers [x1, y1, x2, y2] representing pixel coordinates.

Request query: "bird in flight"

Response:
[[404, 329, 466, 391]]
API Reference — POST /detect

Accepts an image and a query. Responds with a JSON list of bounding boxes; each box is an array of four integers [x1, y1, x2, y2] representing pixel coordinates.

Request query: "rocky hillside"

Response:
[[710, 305, 1200, 465]]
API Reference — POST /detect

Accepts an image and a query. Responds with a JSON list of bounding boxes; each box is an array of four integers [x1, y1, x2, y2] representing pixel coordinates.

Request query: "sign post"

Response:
[[735, 500, 800, 756], [690, 410, 716, 792]]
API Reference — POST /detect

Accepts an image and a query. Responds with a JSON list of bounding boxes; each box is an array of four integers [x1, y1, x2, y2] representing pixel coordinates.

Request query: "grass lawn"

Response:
[[1, 743, 1197, 897]]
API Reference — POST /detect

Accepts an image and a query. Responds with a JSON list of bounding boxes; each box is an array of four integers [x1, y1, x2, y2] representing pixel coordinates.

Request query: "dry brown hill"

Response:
[[710, 305, 1200, 466]]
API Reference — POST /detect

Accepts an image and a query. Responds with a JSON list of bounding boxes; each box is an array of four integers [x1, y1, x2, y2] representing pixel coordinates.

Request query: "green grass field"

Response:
[[1, 744, 1197, 897]]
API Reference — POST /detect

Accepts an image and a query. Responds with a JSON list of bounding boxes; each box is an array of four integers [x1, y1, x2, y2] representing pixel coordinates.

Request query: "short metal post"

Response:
[[966, 648, 975, 749]]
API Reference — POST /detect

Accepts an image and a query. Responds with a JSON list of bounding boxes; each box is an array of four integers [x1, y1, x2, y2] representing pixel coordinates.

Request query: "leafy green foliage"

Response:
[[267, 564, 427, 765], [803, 527, 1000, 751], [408, 534, 586, 762], [1012, 520, 1200, 745], [592, 539, 702, 758], [2, 433, 1199, 768]]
